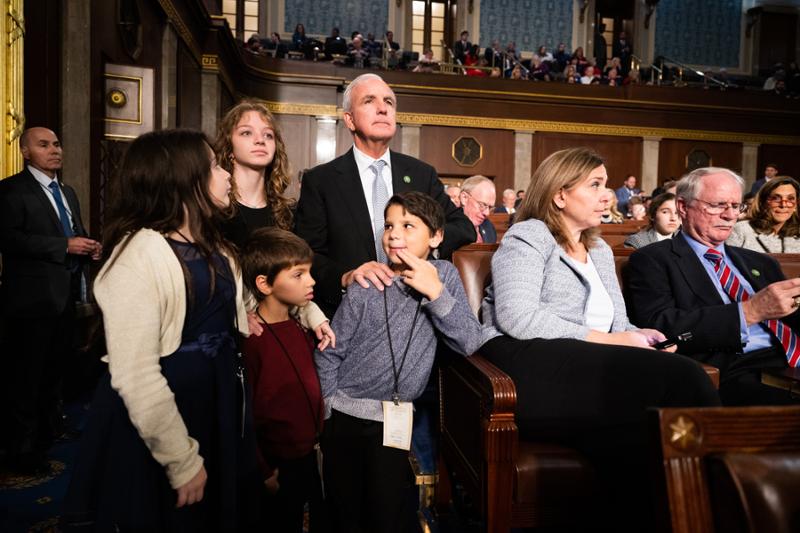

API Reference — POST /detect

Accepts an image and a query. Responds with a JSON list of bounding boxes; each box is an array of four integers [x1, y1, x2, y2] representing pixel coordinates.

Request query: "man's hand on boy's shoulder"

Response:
[[396, 249, 443, 302], [341, 261, 395, 291]]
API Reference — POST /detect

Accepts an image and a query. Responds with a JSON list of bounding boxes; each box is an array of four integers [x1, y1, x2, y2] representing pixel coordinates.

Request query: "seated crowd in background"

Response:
[[242, 25, 785, 91]]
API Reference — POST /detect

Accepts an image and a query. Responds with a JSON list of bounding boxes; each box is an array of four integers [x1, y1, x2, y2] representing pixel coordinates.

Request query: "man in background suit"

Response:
[[493, 188, 516, 215], [459, 175, 497, 244], [0, 127, 101, 473], [295, 73, 474, 318], [627, 167, 800, 406], [615, 174, 641, 215], [453, 30, 471, 64], [749, 162, 779, 194]]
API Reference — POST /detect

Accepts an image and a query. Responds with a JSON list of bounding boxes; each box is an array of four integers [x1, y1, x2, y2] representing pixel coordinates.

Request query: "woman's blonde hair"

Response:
[[606, 193, 624, 223], [214, 100, 294, 230], [516, 147, 605, 250]]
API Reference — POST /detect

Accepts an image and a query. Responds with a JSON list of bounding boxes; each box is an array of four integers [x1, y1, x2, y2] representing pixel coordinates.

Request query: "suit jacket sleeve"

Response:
[[0, 179, 68, 264], [626, 248, 744, 354], [294, 169, 349, 307], [420, 165, 475, 258]]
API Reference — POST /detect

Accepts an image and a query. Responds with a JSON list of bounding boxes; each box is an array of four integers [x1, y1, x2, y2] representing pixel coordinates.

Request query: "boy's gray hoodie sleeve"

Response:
[[423, 261, 484, 356]]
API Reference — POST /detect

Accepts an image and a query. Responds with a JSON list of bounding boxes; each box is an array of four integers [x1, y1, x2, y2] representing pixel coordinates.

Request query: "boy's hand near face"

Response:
[[396, 249, 443, 301]]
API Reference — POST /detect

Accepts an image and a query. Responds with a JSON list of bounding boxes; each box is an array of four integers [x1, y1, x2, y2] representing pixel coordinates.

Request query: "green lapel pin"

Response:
[[403, 175, 411, 184], [751, 268, 760, 277]]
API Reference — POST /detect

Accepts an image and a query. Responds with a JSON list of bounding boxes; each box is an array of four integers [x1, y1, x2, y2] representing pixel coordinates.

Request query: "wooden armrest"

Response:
[[700, 364, 719, 389], [440, 353, 518, 523]]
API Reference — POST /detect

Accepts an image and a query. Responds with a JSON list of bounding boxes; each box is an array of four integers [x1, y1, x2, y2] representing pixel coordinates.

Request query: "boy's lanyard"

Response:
[[383, 286, 422, 405], [257, 309, 323, 437]]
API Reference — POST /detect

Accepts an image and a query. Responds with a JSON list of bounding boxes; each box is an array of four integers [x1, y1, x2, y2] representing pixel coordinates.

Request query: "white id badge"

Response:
[[382, 400, 413, 450]]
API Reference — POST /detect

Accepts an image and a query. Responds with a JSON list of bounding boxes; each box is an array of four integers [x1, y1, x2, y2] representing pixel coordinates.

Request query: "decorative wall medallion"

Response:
[[104, 64, 154, 140], [452, 136, 483, 167], [686, 149, 712, 171], [106, 88, 128, 108]]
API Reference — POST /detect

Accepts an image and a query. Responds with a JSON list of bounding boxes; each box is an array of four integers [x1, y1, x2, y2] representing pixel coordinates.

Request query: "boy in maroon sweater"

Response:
[[241, 227, 330, 532]]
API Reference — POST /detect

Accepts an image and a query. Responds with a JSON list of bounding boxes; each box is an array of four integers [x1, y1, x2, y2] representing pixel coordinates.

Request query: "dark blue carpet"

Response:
[[0, 402, 87, 533]]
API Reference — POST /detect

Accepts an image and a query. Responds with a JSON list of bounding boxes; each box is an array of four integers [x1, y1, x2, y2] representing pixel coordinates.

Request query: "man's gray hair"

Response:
[[461, 175, 494, 193], [676, 167, 745, 204], [342, 73, 395, 113]]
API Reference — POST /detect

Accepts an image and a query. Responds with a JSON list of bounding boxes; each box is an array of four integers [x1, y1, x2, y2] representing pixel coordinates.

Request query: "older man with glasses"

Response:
[[627, 167, 800, 406], [459, 175, 497, 243]]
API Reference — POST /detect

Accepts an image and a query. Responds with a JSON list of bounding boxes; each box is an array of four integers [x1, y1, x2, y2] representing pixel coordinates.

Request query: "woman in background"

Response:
[[727, 176, 800, 253]]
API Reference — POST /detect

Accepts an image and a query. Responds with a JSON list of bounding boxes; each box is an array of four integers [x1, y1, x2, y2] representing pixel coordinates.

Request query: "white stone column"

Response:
[[641, 136, 661, 194], [200, 70, 219, 140], [514, 131, 534, 193], [741, 142, 760, 189], [400, 124, 421, 159], [571, 0, 595, 55], [315, 117, 338, 165]]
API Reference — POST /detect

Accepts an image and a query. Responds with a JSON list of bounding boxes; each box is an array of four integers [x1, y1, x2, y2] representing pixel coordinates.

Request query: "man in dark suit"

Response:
[[295, 73, 474, 317], [484, 39, 503, 69], [459, 175, 497, 244], [0, 127, 101, 472], [453, 31, 471, 64], [749, 162, 779, 194], [324, 27, 347, 59], [627, 167, 800, 406], [493, 188, 516, 215]]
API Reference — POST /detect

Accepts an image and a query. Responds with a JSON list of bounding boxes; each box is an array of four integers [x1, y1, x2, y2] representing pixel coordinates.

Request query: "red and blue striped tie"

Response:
[[704, 248, 800, 367]]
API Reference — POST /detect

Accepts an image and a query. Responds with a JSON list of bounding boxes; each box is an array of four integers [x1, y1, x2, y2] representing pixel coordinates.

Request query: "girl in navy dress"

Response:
[[62, 129, 260, 531]]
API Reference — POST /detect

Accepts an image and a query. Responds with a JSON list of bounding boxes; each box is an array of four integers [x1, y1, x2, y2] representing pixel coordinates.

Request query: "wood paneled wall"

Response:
[[657, 139, 743, 183], [418, 125, 514, 194], [759, 145, 800, 181], [531, 133, 643, 190]]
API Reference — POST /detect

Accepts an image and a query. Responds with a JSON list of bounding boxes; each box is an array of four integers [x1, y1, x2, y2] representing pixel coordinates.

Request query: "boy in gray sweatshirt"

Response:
[[315, 191, 483, 532]]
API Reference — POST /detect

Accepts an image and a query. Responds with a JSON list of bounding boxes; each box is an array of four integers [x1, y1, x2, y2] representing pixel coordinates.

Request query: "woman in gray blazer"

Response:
[[479, 148, 719, 531], [623, 192, 680, 249]]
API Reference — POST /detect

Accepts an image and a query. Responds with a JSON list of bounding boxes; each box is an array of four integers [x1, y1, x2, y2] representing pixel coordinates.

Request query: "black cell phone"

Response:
[[652, 332, 693, 350]]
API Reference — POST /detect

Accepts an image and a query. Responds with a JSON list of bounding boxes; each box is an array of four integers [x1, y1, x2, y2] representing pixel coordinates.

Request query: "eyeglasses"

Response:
[[693, 199, 746, 215], [464, 191, 493, 213], [766, 195, 797, 207]]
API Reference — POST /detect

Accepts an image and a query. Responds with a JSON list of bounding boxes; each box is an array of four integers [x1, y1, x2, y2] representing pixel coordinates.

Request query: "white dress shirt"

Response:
[[29, 165, 75, 230]]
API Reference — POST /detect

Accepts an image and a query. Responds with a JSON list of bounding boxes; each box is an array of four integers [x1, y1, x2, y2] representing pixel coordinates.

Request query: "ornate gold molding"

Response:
[[262, 100, 339, 117], [2, 0, 25, 178], [259, 99, 800, 145], [394, 111, 800, 145], [157, 0, 202, 64]]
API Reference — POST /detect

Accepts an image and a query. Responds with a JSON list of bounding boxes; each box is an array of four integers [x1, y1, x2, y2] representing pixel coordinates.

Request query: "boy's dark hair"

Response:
[[241, 227, 313, 300], [383, 191, 445, 236]]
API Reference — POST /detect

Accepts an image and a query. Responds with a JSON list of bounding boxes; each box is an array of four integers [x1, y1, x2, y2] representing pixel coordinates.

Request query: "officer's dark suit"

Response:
[[0, 166, 89, 465]]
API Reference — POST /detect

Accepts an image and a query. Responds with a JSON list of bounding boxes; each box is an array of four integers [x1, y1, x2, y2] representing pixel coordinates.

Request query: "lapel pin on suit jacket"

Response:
[[403, 175, 411, 183], [751, 269, 761, 277]]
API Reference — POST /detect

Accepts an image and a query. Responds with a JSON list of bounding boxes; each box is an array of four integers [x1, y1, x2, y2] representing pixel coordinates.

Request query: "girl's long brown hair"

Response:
[[215, 100, 294, 230], [101, 129, 236, 293]]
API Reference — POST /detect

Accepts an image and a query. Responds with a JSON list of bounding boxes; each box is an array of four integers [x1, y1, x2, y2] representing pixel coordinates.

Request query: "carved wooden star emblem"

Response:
[[668, 415, 700, 451]]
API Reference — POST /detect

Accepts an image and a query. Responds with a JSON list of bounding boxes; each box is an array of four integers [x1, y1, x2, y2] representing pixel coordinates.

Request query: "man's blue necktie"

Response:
[[48, 181, 75, 237]]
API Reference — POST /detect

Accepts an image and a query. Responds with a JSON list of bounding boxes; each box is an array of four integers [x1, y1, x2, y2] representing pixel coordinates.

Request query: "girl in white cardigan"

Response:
[[63, 130, 261, 531]]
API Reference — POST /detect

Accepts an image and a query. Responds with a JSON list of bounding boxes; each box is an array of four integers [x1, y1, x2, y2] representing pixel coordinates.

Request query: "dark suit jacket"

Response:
[[0, 167, 88, 317], [626, 231, 799, 372], [478, 218, 497, 244], [295, 148, 475, 315], [750, 177, 767, 195], [453, 40, 471, 63]]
